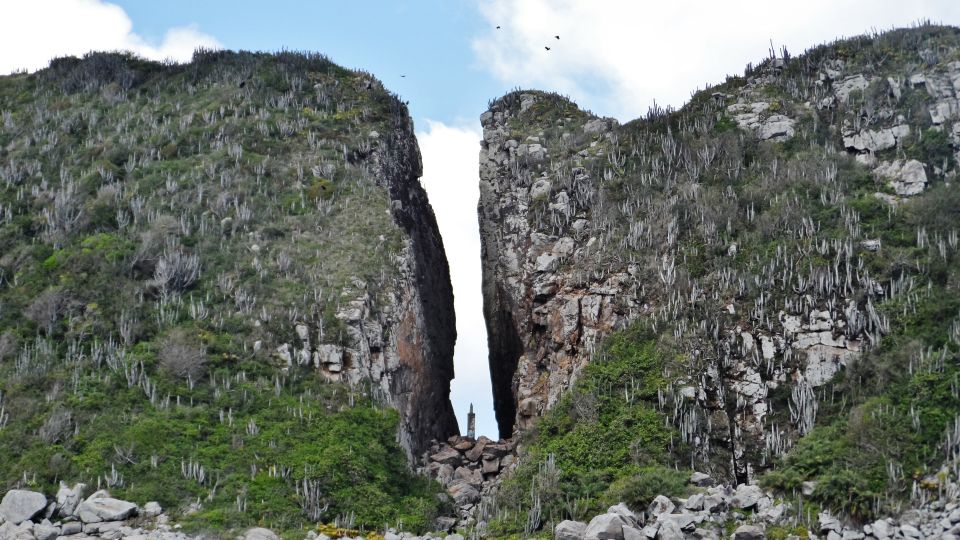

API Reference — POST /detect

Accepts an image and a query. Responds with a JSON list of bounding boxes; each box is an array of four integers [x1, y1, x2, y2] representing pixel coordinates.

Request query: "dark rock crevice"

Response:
[[483, 282, 524, 440]]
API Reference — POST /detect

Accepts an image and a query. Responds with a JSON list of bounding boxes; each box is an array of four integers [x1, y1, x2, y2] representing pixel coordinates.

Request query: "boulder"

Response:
[[656, 518, 684, 540], [607, 503, 641, 526], [0, 520, 35, 540], [757, 115, 796, 141], [843, 125, 909, 153], [647, 495, 675, 516], [453, 438, 474, 452], [555, 519, 588, 540], [453, 466, 482, 488], [482, 443, 510, 459], [689, 472, 714, 487], [33, 520, 60, 540], [584, 512, 632, 540], [874, 159, 927, 196], [622, 525, 645, 540], [244, 528, 281, 540], [683, 493, 704, 511], [56, 482, 85, 518], [899, 524, 921, 538], [692, 528, 719, 540], [60, 521, 83, 535], [446, 481, 480, 506], [733, 524, 766, 540], [658, 514, 697, 532], [869, 519, 892, 539], [464, 440, 487, 462], [435, 516, 457, 532], [142, 501, 163, 518], [0, 489, 48, 525], [584, 118, 618, 135], [730, 484, 763, 509], [85, 489, 111, 501], [818, 511, 842, 533], [430, 447, 462, 466], [758, 503, 786, 522], [702, 493, 726, 513], [76, 497, 137, 523], [530, 178, 552, 199]]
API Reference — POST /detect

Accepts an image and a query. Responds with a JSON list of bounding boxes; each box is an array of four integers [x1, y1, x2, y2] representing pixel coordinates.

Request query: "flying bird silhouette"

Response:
[[545, 46, 551, 51], [496, 25, 501, 29], [555, 35, 560, 39]]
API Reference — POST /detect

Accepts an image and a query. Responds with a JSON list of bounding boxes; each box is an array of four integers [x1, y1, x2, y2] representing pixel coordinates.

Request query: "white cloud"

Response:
[[474, 0, 960, 120], [417, 120, 498, 439], [0, 0, 220, 74]]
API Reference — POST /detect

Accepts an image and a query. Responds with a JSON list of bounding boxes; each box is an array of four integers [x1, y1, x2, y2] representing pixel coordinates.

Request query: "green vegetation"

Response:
[[0, 50, 441, 536], [487, 326, 687, 536]]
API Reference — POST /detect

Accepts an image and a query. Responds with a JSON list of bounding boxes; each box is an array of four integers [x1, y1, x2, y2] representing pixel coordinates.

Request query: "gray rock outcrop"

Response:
[[0, 490, 47, 525], [244, 528, 281, 540], [874, 159, 928, 196], [55, 482, 85, 518], [555, 519, 588, 540], [76, 496, 138, 523]]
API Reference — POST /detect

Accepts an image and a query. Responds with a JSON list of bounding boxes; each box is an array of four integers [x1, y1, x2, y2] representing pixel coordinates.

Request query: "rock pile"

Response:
[[549, 472, 960, 540], [551, 476, 788, 540], [421, 435, 518, 524], [0, 484, 190, 540]]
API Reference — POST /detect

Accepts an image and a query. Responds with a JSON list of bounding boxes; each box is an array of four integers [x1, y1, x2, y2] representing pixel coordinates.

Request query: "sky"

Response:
[[3, 0, 960, 439]]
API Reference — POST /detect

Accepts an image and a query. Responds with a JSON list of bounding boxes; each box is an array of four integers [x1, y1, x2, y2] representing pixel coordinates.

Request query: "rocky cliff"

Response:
[[479, 22, 960, 496], [0, 50, 456, 531]]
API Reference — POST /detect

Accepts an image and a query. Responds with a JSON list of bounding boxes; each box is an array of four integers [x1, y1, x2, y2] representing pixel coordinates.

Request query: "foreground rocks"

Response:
[[0, 490, 48, 526], [547, 472, 960, 540], [0, 486, 469, 540], [0, 486, 195, 540]]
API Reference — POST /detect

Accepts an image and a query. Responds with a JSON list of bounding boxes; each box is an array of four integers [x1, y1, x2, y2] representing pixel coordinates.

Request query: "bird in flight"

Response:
[[401, 75, 406, 78], [545, 46, 551, 51], [555, 35, 560, 39], [496, 25, 501, 29]]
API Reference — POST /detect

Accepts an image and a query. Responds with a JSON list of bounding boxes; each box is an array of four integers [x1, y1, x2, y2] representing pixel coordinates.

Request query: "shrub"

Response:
[[24, 289, 70, 336], [158, 328, 207, 380], [152, 250, 201, 298]]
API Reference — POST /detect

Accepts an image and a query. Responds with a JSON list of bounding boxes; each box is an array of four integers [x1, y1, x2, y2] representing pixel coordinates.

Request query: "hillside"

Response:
[[0, 50, 457, 534], [477, 24, 960, 535]]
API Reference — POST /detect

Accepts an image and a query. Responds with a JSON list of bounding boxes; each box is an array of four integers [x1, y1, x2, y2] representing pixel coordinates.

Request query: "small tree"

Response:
[[158, 329, 207, 380], [152, 249, 201, 299], [0, 331, 15, 360], [25, 289, 69, 336]]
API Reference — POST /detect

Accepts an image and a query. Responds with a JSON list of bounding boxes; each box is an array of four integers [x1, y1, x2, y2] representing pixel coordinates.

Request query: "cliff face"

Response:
[[479, 25, 960, 483], [0, 50, 455, 527], [374, 114, 459, 454]]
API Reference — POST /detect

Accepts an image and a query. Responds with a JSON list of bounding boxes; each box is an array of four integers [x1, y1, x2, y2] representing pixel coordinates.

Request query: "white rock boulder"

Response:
[[874, 159, 928, 196], [0, 489, 48, 525], [76, 497, 138, 523], [244, 528, 281, 540]]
